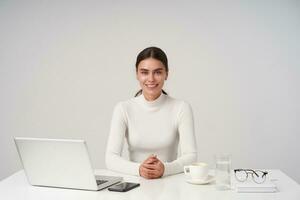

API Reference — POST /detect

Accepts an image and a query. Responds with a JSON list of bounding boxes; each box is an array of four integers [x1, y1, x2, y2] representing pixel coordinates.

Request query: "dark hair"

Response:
[[135, 47, 168, 97]]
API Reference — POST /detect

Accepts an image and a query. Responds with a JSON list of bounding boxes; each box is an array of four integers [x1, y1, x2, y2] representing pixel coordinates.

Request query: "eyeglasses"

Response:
[[234, 169, 268, 184]]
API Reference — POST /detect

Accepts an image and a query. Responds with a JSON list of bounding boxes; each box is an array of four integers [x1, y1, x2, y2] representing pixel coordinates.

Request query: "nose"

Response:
[[148, 73, 154, 81]]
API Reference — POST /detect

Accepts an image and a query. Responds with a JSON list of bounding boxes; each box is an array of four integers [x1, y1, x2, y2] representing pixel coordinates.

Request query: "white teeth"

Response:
[[146, 84, 157, 88]]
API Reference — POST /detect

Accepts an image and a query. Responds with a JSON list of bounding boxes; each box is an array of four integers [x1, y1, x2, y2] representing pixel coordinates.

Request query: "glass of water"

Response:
[[215, 154, 231, 190]]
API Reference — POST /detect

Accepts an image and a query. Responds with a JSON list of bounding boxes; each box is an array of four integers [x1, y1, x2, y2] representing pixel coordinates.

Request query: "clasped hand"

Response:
[[139, 155, 165, 179]]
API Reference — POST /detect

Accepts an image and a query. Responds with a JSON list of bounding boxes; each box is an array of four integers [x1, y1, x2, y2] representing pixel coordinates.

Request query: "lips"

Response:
[[145, 84, 158, 88]]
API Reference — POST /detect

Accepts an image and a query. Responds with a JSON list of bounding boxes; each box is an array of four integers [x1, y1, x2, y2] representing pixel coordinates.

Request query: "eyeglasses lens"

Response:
[[235, 170, 248, 182], [252, 171, 266, 183]]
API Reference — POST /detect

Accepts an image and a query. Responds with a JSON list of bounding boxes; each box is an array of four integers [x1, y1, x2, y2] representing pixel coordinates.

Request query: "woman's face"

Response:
[[136, 58, 168, 101]]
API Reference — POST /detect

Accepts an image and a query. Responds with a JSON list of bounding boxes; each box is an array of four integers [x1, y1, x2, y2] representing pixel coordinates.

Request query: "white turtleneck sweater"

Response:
[[105, 93, 197, 176]]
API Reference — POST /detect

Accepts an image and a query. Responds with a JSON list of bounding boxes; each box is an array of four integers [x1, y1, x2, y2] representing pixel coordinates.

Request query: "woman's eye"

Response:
[[141, 71, 148, 75], [155, 71, 162, 75]]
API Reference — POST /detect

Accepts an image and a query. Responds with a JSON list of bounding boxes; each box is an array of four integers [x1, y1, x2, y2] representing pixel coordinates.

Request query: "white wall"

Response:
[[1, 0, 299, 183]]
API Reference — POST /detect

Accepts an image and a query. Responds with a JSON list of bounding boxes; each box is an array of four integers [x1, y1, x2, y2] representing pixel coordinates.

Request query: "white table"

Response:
[[0, 169, 299, 200]]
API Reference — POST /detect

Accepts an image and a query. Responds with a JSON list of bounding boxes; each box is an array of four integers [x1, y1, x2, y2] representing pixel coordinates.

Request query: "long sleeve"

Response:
[[163, 102, 198, 176], [105, 95, 198, 177], [105, 103, 140, 176]]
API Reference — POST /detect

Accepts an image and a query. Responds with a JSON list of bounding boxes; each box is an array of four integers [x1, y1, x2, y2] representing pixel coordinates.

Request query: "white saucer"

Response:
[[186, 175, 215, 185]]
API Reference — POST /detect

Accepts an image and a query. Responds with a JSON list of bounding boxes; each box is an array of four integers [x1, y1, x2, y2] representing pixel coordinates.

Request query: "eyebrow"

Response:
[[139, 67, 164, 72]]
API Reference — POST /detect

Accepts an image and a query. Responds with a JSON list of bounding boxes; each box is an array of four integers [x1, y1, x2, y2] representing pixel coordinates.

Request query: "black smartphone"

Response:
[[108, 182, 140, 192]]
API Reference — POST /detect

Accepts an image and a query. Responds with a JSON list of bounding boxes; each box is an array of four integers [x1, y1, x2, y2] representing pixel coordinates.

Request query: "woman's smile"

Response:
[[145, 83, 159, 88]]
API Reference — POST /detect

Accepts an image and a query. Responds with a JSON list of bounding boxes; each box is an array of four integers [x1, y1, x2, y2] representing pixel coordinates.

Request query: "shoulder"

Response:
[[113, 96, 139, 112], [165, 95, 193, 111], [164, 96, 194, 123], [111, 97, 138, 123]]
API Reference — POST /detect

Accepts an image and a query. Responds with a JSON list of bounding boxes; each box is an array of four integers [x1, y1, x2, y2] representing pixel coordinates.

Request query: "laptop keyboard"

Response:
[[96, 180, 108, 185]]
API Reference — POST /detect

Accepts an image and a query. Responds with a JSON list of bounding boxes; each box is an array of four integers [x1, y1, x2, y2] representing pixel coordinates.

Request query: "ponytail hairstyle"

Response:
[[135, 47, 168, 97]]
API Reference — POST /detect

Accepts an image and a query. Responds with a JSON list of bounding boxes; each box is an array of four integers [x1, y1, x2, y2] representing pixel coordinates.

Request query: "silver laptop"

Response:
[[14, 137, 122, 191]]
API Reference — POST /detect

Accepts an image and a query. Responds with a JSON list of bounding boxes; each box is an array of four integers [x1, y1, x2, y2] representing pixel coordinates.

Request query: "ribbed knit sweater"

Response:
[[105, 93, 197, 176]]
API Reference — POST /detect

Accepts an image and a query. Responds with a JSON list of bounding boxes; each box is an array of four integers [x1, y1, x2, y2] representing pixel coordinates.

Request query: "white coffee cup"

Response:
[[184, 162, 209, 180]]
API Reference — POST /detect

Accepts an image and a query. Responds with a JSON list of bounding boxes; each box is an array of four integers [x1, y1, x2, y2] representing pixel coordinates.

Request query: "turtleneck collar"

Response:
[[137, 92, 167, 109]]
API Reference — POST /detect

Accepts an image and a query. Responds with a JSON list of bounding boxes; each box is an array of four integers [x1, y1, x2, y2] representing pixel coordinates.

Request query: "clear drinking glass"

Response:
[[215, 154, 231, 190]]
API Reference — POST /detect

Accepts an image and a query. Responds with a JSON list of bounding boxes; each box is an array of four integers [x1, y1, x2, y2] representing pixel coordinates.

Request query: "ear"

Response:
[[165, 72, 168, 80]]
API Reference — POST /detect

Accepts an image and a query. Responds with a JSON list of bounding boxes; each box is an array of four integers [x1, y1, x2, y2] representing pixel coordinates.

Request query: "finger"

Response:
[[158, 161, 165, 171], [146, 171, 160, 179], [145, 155, 159, 162], [144, 158, 158, 164], [144, 170, 159, 179], [146, 154, 157, 161], [142, 163, 158, 170], [153, 161, 164, 177], [140, 164, 154, 178], [141, 165, 156, 172], [140, 167, 158, 179], [153, 156, 163, 163], [141, 165, 158, 174]]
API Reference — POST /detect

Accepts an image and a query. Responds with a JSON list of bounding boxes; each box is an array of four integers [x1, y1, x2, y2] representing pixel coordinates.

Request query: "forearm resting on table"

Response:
[[105, 152, 140, 176], [163, 152, 197, 176]]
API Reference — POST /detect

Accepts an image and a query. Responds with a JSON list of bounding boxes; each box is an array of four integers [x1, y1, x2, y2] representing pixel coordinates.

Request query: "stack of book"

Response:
[[235, 180, 278, 193]]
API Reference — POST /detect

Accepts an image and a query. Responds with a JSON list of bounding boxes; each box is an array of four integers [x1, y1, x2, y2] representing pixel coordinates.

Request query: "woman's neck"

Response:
[[142, 91, 162, 101]]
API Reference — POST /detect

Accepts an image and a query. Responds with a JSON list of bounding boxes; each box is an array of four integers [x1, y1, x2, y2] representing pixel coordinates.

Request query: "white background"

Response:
[[1, 0, 299, 183]]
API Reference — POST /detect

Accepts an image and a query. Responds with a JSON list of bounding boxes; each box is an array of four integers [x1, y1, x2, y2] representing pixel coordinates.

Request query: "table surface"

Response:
[[0, 169, 299, 200]]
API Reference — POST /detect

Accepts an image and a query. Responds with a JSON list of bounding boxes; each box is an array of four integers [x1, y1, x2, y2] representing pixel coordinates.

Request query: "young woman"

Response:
[[105, 47, 197, 179]]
